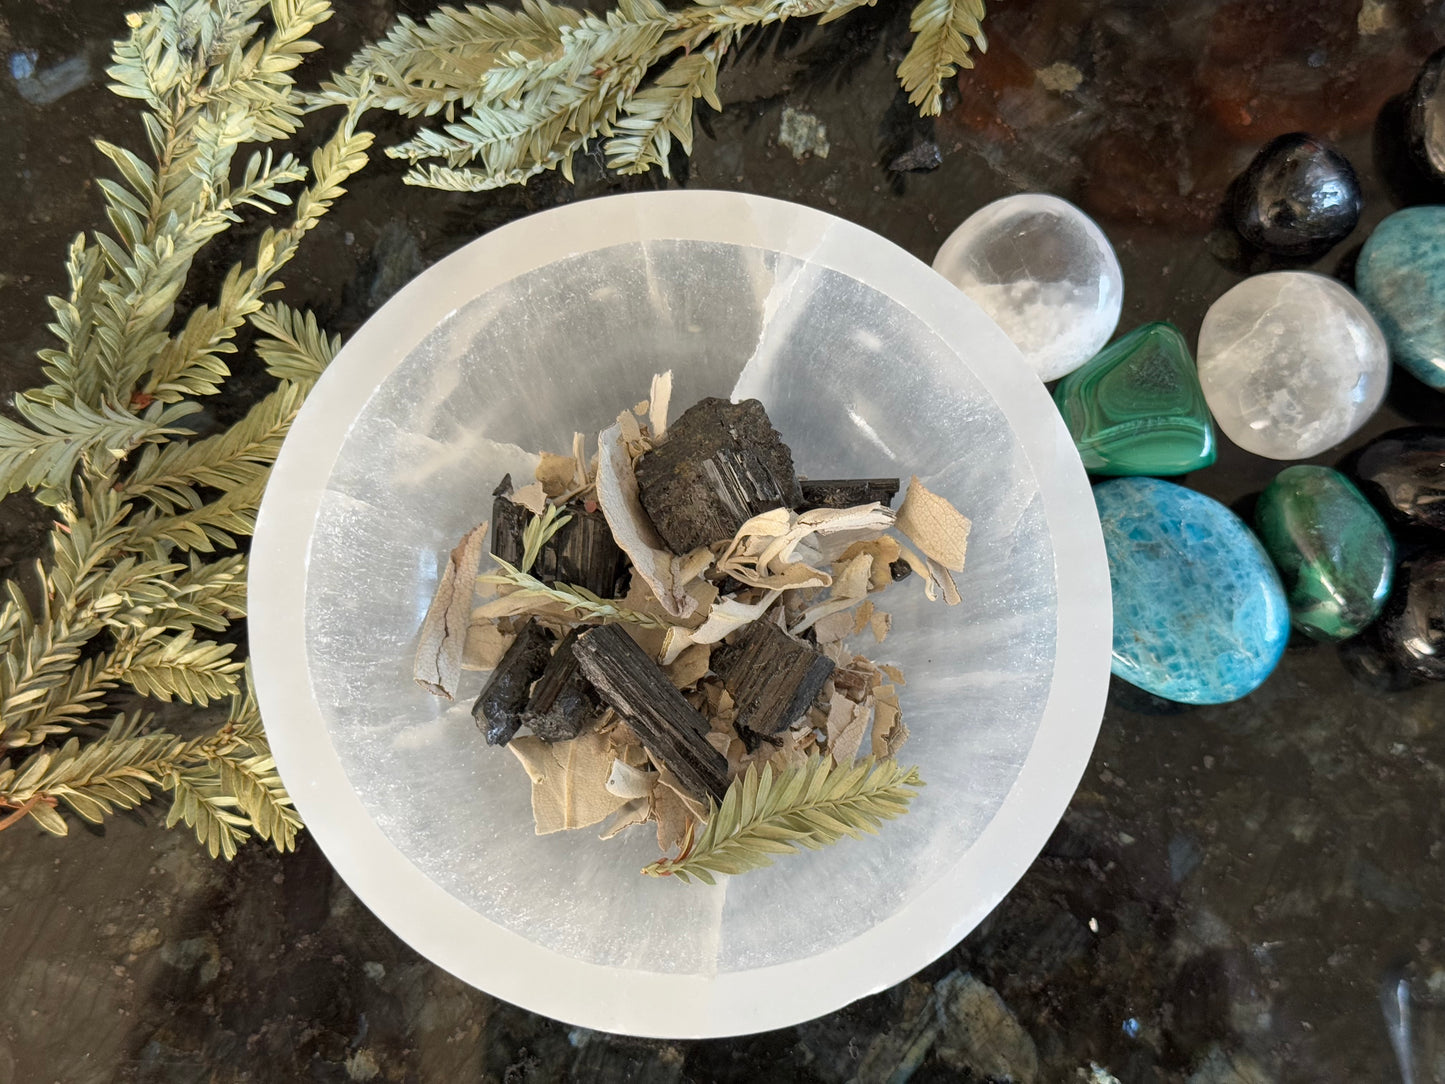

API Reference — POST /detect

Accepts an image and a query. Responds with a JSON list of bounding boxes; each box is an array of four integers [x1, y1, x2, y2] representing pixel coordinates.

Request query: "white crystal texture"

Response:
[[248, 192, 1113, 1037], [1197, 271, 1389, 460], [932, 193, 1124, 381]]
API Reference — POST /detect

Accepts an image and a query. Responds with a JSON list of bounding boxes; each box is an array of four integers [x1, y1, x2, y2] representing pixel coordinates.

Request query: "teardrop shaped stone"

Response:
[[1366, 551, 1445, 681], [1254, 465, 1394, 642], [1095, 477, 1289, 704], [1231, 132, 1363, 257], [1350, 426, 1445, 533], [1054, 322, 1216, 476], [1356, 206, 1445, 390]]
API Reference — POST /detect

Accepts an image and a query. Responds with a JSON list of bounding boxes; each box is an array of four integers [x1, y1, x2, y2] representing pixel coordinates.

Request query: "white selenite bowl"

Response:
[[248, 190, 1111, 1039]]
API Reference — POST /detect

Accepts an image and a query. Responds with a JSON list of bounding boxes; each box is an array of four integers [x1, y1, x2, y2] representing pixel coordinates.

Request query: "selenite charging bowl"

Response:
[[249, 190, 1111, 1038]]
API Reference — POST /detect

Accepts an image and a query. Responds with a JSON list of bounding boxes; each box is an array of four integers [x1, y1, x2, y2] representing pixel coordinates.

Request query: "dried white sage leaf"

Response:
[[413, 521, 489, 699]]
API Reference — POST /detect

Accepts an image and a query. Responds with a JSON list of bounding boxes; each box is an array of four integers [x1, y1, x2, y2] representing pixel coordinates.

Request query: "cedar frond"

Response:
[[897, 0, 987, 116], [643, 755, 923, 883]]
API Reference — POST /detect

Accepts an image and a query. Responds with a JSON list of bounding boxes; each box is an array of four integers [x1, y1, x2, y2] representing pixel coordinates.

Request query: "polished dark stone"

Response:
[[1350, 426, 1445, 533], [1230, 132, 1362, 256], [1367, 551, 1445, 681], [1406, 47, 1445, 181]]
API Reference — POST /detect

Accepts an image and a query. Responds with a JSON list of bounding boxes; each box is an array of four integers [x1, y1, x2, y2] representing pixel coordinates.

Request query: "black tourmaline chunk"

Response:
[[572, 625, 729, 803], [634, 398, 803, 554], [521, 629, 601, 743], [713, 619, 835, 737], [491, 474, 529, 569], [797, 477, 901, 510], [492, 475, 625, 597], [471, 619, 553, 746]]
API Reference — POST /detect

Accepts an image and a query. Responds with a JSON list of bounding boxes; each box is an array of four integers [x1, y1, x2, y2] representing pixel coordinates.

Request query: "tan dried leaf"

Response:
[[651, 762, 710, 820], [461, 621, 515, 671], [665, 642, 712, 689], [599, 797, 651, 839], [652, 780, 693, 853], [536, 452, 578, 498], [508, 731, 629, 834], [852, 599, 875, 636], [928, 557, 962, 605], [826, 691, 873, 765], [617, 409, 644, 447], [880, 663, 906, 686], [839, 536, 903, 590], [870, 610, 892, 643], [649, 370, 673, 439], [414, 521, 489, 698], [896, 475, 971, 571], [510, 481, 548, 515], [812, 610, 857, 645]]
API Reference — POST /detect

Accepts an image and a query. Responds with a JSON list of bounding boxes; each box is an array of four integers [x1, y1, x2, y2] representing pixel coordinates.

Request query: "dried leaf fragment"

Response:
[[896, 475, 970, 571], [649, 371, 672, 438], [461, 621, 515, 671], [536, 453, 578, 498], [510, 481, 548, 515], [508, 730, 629, 834], [826, 691, 873, 765], [414, 521, 489, 698]]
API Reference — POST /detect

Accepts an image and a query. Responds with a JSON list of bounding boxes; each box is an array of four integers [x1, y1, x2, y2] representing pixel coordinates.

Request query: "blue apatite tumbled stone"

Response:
[[1356, 206, 1445, 389], [1095, 477, 1290, 704]]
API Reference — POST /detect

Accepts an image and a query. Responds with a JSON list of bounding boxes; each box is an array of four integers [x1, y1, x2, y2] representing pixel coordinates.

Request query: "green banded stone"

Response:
[[1254, 465, 1395, 642], [1053, 321, 1216, 476]]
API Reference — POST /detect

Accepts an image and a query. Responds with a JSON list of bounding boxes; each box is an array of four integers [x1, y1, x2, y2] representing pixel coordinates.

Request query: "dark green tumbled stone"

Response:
[[1053, 322, 1217, 476], [1254, 465, 1395, 642]]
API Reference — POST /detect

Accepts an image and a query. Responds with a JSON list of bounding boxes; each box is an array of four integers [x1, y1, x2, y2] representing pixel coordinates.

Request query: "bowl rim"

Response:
[[249, 189, 1112, 1039]]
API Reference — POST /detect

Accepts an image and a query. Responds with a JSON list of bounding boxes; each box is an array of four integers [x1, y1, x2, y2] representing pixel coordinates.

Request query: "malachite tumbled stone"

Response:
[[1254, 465, 1395, 642], [1054, 322, 1216, 476], [1096, 477, 1289, 705], [1356, 206, 1445, 389]]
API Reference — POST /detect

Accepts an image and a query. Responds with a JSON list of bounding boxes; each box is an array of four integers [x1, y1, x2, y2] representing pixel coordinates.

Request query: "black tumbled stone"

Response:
[[1349, 426, 1445, 534], [1365, 551, 1445, 681], [1406, 47, 1445, 182], [1230, 132, 1362, 257]]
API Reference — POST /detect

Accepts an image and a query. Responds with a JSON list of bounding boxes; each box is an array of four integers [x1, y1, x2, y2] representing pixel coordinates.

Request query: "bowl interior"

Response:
[[301, 235, 1058, 975]]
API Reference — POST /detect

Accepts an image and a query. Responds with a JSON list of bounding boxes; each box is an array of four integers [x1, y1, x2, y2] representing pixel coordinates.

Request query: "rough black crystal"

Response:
[[472, 619, 554, 746], [634, 397, 803, 554]]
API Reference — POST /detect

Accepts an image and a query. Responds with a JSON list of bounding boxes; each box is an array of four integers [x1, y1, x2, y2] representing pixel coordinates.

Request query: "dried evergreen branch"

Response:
[[479, 557, 669, 629], [643, 755, 924, 883], [897, 0, 987, 115]]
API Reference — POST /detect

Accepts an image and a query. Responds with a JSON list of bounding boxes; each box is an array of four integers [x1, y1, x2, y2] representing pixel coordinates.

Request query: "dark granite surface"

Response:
[[2, 1, 1445, 1081]]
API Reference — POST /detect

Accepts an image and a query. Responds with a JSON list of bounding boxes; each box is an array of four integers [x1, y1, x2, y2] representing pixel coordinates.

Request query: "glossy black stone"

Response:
[[1366, 551, 1445, 681], [1406, 47, 1445, 181], [1349, 426, 1445, 533], [1230, 133, 1363, 256]]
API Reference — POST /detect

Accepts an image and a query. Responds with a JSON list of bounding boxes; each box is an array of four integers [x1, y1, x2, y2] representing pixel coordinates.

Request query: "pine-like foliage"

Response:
[[1, 0, 981, 855], [0, 0, 364, 853], [314, 0, 984, 186]]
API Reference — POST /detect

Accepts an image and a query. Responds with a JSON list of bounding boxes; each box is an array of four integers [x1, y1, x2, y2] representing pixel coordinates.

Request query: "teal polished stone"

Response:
[[1357, 206, 1445, 389], [1095, 477, 1289, 704], [1053, 322, 1216, 476], [1255, 466, 1395, 642]]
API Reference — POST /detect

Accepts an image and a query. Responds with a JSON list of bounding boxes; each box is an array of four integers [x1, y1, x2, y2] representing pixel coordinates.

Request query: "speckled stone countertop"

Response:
[[2, 2, 1444, 1081]]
